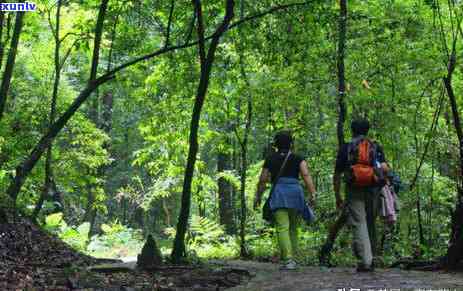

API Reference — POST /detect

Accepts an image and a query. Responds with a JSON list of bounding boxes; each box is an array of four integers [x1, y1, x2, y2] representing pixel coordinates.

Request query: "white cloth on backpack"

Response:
[[380, 184, 398, 224]]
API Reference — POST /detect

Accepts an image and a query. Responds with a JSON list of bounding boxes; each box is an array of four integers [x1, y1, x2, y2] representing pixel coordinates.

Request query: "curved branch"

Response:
[[99, 1, 312, 82]]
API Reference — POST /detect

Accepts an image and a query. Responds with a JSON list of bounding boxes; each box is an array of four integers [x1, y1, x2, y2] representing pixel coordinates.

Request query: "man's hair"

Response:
[[351, 118, 370, 136], [273, 130, 293, 151]]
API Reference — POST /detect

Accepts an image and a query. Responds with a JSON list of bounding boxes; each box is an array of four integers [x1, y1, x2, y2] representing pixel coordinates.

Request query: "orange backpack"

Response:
[[347, 138, 381, 187]]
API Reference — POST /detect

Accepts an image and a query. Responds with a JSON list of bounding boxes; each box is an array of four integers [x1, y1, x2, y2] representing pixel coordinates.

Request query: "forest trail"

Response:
[[209, 260, 463, 291]]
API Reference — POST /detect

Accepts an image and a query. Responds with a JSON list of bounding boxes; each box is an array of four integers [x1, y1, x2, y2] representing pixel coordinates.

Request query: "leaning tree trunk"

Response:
[[319, 0, 348, 265], [0, 10, 24, 121], [1, 11, 29, 220], [6, 0, 110, 215], [171, 0, 234, 263], [443, 47, 463, 270]]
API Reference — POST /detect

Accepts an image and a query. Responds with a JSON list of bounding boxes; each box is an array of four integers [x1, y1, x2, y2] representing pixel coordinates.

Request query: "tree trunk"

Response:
[[238, 98, 252, 258], [218, 138, 235, 234], [162, 199, 171, 227], [102, 91, 113, 133], [336, 0, 347, 147], [443, 48, 463, 269], [31, 171, 51, 220], [32, 0, 62, 221], [83, 182, 95, 222], [0, 9, 24, 120], [50, 179, 63, 213], [171, 0, 234, 263], [88, 11, 118, 233], [0, 10, 6, 69], [0, 208, 6, 223], [319, 0, 348, 265], [83, 179, 98, 239], [319, 210, 348, 265], [237, 39, 252, 257]]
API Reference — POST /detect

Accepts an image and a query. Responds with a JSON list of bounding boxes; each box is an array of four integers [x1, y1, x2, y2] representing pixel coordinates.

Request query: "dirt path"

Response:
[[210, 260, 463, 291]]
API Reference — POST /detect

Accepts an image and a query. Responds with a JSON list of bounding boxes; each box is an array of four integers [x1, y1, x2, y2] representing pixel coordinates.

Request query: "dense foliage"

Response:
[[2, 0, 463, 267]]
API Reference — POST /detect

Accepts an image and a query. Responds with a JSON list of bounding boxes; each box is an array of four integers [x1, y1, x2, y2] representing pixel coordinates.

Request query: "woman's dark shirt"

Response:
[[263, 151, 304, 183]]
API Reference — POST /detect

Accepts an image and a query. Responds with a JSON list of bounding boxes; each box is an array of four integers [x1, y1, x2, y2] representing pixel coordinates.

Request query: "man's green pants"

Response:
[[274, 208, 299, 261], [345, 186, 380, 267]]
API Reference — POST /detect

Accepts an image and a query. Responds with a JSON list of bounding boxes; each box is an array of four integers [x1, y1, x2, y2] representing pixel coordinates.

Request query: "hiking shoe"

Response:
[[356, 263, 375, 273], [280, 259, 297, 270]]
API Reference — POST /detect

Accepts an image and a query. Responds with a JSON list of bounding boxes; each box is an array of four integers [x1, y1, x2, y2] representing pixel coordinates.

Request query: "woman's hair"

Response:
[[273, 130, 293, 151]]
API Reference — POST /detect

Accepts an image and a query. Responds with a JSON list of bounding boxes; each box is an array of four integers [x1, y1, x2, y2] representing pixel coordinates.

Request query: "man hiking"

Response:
[[333, 118, 389, 272]]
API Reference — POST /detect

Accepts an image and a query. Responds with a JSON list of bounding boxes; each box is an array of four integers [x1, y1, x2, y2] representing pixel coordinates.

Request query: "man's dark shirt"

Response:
[[335, 139, 386, 173], [263, 150, 304, 183]]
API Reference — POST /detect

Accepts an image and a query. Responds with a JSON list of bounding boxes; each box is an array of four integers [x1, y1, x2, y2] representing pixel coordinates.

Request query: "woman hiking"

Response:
[[254, 130, 317, 270]]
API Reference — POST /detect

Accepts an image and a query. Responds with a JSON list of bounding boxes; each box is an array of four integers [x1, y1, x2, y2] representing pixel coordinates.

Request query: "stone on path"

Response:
[[137, 234, 163, 270]]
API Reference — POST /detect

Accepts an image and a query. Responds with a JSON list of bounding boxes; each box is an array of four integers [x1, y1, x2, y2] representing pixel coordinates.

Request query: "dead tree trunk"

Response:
[[0, 10, 24, 120], [171, 0, 234, 263]]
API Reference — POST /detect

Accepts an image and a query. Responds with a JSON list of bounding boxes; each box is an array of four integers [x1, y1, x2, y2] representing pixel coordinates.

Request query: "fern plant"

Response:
[[188, 215, 225, 245], [186, 215, 238, 259]]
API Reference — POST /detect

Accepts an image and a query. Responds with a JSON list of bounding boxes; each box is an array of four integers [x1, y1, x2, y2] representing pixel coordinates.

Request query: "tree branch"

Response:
[[228, 1, 311, 30], [165, 0, 175, 48], [100, 1, 312, 83], [192, 0, 206, 65], [89, 0, 109, 82]]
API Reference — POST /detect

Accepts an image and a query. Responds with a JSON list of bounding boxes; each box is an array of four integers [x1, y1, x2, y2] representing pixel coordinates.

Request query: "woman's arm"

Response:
[[253, 168, 271, 210], [300, 160, 316, 204]]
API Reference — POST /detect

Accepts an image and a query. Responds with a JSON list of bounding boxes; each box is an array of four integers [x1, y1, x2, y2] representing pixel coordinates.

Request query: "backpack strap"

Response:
[[348, 136, 377, 166], [273, 151, 291, 185], [347, 137, 364, 165], [268, 151, 291, 198]]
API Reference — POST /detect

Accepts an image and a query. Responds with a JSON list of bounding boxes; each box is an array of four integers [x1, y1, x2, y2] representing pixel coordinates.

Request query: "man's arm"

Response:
[[253, 168, 270, 210]]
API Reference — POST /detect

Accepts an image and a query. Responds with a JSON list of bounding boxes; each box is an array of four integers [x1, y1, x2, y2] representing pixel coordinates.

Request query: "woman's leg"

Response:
[[274, 209, 293, 261], [288, 208, 300, 256]]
